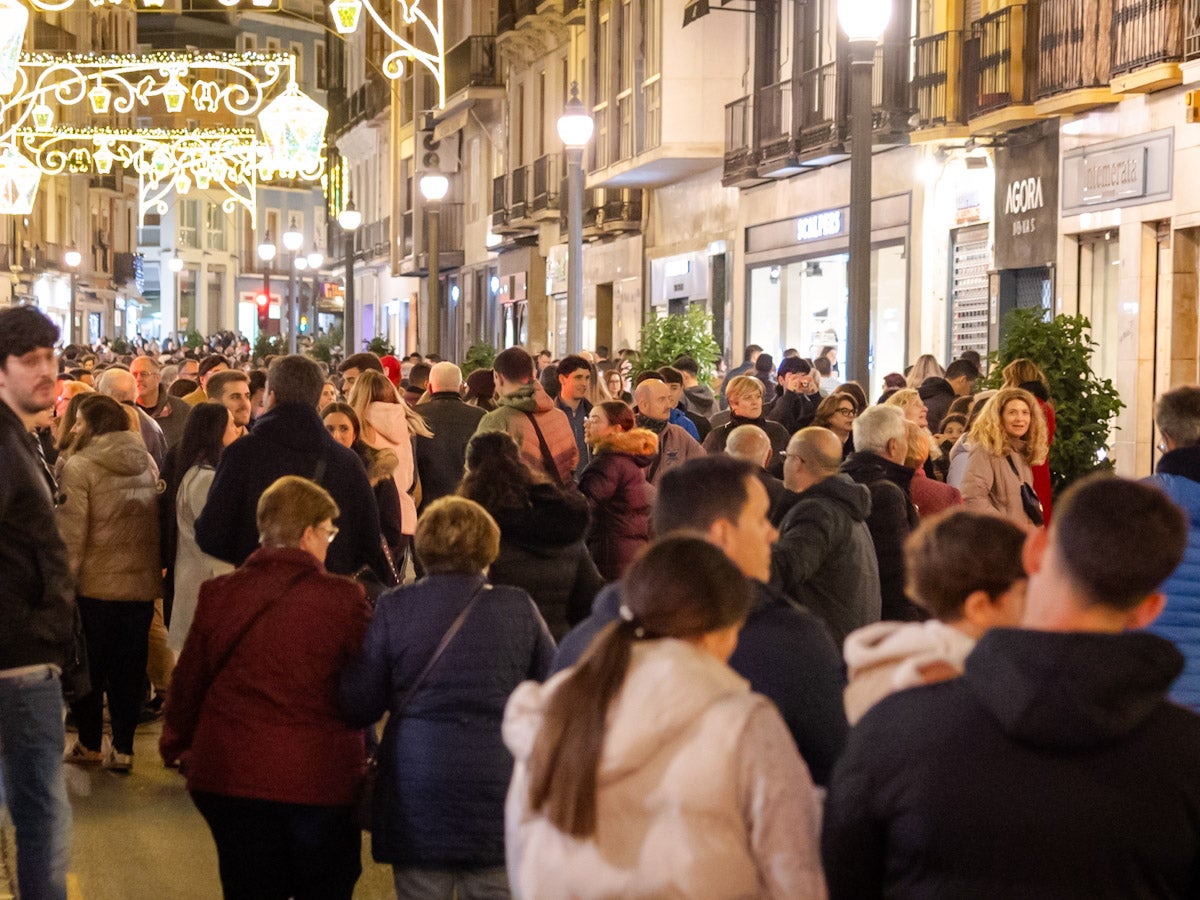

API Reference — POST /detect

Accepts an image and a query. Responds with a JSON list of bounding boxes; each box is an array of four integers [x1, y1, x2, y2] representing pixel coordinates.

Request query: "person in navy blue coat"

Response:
[[340, 496, 554, 898]]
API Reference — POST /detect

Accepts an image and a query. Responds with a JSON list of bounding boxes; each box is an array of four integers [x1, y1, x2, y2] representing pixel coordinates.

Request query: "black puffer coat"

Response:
[[578, 429, 656, 581]]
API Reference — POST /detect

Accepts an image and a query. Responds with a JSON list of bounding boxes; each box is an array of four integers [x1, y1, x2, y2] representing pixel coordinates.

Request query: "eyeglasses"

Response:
[[320, 524, 339, 544], [835, 407, 856, 417]]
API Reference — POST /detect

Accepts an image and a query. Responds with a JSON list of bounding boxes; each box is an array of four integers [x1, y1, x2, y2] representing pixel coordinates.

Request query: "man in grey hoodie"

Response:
[[674, 355, 716, 419]]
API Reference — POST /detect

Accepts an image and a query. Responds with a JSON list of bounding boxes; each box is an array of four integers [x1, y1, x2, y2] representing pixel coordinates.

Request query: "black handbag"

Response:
[[1007, 455, 1044, 527]]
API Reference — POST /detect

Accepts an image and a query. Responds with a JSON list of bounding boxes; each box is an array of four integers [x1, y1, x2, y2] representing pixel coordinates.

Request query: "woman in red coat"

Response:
[[161, 475, 371, 900]]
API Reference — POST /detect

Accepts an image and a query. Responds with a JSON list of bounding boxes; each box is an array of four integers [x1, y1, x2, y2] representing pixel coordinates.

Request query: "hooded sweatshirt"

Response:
[[475, 381, 579, 485], [683, 383, 716, 418], [362, 400, 417, 535], [504, 639, 827, 899], [824, 628, 1200, 898], [770, 473, 881, 646]]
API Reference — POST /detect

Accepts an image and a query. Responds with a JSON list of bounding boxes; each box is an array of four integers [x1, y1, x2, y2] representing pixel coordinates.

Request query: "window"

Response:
[[536, 70, 546, 159], [266, 37, 281, 55], [178, 200, 200, 249], [204, 201, 226, 251], [290, 42, 304, 85], [316, 40, 327, 90]]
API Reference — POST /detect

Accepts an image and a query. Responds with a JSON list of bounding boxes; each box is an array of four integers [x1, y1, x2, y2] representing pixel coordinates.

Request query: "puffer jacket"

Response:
[[504, 639, 828, 899], [951, 437, 1039, 528], [56, 430, 162, 601], [475, 382, 578, 485], [340, 573, 554, 867], [362, 401, 417, 535], [578, 429, 656, 581], [1147, 444, 1200, 711]]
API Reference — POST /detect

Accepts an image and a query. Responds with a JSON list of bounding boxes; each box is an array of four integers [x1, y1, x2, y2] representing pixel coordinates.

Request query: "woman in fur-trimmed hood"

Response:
[[579, 402, 657, 581]]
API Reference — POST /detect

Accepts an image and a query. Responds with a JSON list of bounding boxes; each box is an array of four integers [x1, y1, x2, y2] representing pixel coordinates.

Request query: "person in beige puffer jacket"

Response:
[[58, 394, 162, 772]]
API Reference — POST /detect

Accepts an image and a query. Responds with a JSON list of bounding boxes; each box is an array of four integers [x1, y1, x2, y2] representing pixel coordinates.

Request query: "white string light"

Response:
[[329, 0, 444, 105]]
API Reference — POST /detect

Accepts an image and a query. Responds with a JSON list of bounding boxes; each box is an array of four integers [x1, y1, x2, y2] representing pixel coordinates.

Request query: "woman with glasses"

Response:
[[162, 476, 372, 900], [814, 393, 858, 459]]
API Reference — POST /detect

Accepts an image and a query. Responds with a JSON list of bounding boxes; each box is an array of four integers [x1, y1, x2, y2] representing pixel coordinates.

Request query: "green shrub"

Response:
[[367, 336, 395, 357], [462, 342, 497, 376], [635, 305, 721, 382]]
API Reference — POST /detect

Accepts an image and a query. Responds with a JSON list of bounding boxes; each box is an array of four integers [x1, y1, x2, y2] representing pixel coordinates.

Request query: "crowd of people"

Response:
[[4, 306, 1200, 899]]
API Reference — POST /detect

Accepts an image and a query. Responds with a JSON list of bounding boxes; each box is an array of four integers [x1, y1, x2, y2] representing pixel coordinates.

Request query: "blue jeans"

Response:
[[0, 667, 71, 900]]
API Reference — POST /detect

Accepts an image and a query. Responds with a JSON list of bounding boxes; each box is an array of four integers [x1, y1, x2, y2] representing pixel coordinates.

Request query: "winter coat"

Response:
[[668, 406, 700, 441], [770, 474, 881, 647], [841, 451, 922, 622], [578, 429, 656, 581], [339, 573, 554, 867], [0, 401, 75, 670], [917, 376, 957, 433], [683, 383, 716, 418], [505, 639, 828, 899], [553, 581, 849, 787], [704, 415, 790, 477], [137, 391, 191, 449], [362, 400, 417, 535], [952, 437, 1039, 528], [56, 430, 162, 602], [842, 619, 977, 724], [909, 466, 963, 518], [1034, 399, 1056, 523], [643, 422, 706, 486], [823, 628, 1200, 898], [486, 483, 605, 640], [413, 392, 485, 511], [768, 389, 818, 436], [1147, 444, 1200, 711], [195, 402, 389, 580], [170, 465, 233, 652], [475, 382, 578, 485], [161, 548, 370, 806]]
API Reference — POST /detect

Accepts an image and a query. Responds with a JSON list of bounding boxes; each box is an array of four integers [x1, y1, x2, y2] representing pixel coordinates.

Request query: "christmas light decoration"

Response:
[[257, 81, 328, 179], [0, 0, 28, 95], [0, 145, 41, 215], [328, 0, 445, 105]]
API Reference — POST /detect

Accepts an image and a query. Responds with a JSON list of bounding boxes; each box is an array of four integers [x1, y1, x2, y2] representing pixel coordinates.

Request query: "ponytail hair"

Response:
[[526, 536, 751, 837]]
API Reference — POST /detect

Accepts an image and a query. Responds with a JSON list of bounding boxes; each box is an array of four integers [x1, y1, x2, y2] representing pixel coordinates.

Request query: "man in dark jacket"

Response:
[[824, 475, 1200, 899], [842, 405, 922, 622], [196, 355, 390, 581], [553, 455, 848, 787], [768, 356, 819, 435], [132, 354, 190, 448], [414, 362, 485, 511], [772, 427, 881, 646], [0, 306, 77, 900], [918, 358, 979, 433], [724, 423, 796, 525]]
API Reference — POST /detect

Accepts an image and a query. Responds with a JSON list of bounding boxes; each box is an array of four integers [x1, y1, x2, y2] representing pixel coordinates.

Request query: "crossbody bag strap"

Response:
[[1005, 453, 1029, 485], [396, 583, 491, 712], [521, 411, 565, 487]]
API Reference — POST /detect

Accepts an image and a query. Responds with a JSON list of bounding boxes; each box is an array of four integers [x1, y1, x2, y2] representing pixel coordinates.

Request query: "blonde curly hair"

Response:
[[967, 387, 1048, 466]]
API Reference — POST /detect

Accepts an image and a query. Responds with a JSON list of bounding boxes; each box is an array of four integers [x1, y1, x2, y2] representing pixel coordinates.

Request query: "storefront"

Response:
[[743, 194, 910, 388], [647, 244, 731, 353]]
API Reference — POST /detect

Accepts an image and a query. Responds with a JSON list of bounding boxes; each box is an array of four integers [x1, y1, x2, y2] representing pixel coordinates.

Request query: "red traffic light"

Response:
[[255, 293, 270, 308]]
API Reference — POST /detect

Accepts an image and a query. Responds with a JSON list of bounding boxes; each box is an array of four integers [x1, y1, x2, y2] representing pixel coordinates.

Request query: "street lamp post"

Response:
[[557, 82, 594, 355], [257, 232, 277, 338], [338, 196, 362, 357], [838, 0, 891, 387], [168, 254, 184, 339], [64, 247, 81, 345], [283, 217, 303, 354], [419, 173, 449, 357], [307, 249, 323, 339]]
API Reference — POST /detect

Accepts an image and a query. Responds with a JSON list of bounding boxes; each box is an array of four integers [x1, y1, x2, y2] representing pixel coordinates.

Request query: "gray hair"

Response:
[[428, 361, 463, 393], [97, 368, 136, 403], [853, 404, 907, 456], [725, 424, 771, 466], [1156, 386, 1200, 447]]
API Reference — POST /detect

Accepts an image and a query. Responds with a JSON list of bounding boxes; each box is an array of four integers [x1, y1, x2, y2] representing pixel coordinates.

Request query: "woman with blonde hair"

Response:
[[1001, 357, 1056, 522], [886, 388, 943, 478], [948, 387, 1048, 529], [906, 354, 945, 389], [349, 370, 432, 558], [903, 422, 962, 518]]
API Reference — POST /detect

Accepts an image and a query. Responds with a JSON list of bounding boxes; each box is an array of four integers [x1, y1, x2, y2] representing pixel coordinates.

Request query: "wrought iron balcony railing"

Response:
[[444, 35, 500, 98], [1112, 0, 1184, 74], [1038, 0, 1109, 97]]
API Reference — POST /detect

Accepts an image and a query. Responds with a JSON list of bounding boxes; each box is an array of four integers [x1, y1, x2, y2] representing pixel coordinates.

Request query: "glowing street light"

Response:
[[65, 247, 81, 345], [339, 195, 361, 354], [557, 81, 594, 353], [420, 173, 449, 354]]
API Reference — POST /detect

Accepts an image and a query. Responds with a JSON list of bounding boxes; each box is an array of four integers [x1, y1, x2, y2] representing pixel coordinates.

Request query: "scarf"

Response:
[[636, 414, 669, 435]]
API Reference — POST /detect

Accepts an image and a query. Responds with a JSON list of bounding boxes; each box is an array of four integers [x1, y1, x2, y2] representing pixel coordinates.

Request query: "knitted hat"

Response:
[[379, 355, 401, 388]]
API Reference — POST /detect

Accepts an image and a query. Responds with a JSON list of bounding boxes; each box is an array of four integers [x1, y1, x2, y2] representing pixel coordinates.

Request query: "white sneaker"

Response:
[[64, 742, 102, 765], [103, 749, 133, 773]]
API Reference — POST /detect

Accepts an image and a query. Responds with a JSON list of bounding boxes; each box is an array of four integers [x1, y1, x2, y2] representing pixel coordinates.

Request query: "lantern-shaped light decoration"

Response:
[[88, 84, 112, 115], [163, 77, 188, 114], [93, 143, 115, 175], [0, 146, 42, 215], [141, 0, 166, 8], [195, 167, 212, 190], [149, 149, 170, 186], [258, 83, 328, 176], [0, 0, 28, 96], [329, 0, 362, 34], [174, 173, 191, 194], [32, 104, 54, 133]]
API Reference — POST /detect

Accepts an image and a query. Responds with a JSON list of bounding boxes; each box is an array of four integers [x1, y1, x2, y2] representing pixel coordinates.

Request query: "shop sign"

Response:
[[795, 209, 845, 242], [993, 123, 1059, 271], [1061, 130, 1172, 215]]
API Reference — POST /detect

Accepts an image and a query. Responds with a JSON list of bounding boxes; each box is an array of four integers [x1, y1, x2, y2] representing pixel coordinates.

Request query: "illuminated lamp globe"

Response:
[[338, 199, 361, 232], [258, 234, 277, 263], [307, 250, 323, 269], [837, 0, 891, 43], [64, 249, 82, 269], [419, 173, 449, 202], [32, 104, 53, 133], [88, 85, 112, 115], [283, 218, 303, 252], [168, 256, 184, 273], [294, 256, 308, 272], [329, 0, 362, 34], [557, 82, 594, 149], [0, 0, 29, 95]]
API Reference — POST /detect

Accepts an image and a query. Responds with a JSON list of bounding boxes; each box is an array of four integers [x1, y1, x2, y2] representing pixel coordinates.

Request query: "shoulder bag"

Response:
[[1006, 455, 1044, 527]]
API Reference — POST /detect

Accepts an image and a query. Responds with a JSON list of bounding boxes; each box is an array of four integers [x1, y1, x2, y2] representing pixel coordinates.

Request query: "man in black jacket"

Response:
[[0, 306, 76, 899], [842, 405, 922, 621], [917, 357, 979, 433], [197, 354, 390, 581], [553, 455, 848, 787], [824, 475, 1200, 899], [768, 356, 819, 435], [772, 427, 881, 646], [414, 361, 485, 511]]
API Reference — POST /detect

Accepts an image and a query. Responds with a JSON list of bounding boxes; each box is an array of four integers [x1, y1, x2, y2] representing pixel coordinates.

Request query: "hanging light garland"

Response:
[[328, 0, 445, 106], [23, 0, 280, 11]]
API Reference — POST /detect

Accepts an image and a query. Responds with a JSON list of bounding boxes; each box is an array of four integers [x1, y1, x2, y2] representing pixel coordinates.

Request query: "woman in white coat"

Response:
[[503, 536, 826, 899], [169, 403, 239, 652]]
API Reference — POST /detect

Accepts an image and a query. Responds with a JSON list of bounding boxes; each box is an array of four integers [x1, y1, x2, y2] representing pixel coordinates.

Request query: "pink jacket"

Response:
[[363, 401, 417, 535]]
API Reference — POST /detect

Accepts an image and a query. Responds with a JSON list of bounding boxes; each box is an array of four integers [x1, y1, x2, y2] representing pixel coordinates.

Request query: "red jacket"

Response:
[[1033, 400, 1055, 524], [161, 547, 371, 806]]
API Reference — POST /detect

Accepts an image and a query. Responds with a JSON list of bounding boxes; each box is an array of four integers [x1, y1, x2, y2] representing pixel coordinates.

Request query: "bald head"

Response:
[[634, 379, 672, 421], [783, 426, 845, 492], [98, 368, 136, 403], [428, 361, 463, 393], [725, 424, 772, 469]]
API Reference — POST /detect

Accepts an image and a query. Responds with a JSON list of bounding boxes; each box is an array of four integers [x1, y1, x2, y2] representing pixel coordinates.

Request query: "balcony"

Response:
[[441, 35, 505, 119], [530, 153, 561, 216], [723, 96, 765, 187], [510, 164, 530, 221], [911, 31, 971, 141], [330, 76, 390, 138], [1034, 0, 1117, 114], [402, 210, 414, 258], [583, 188, 642, 238], [1110, 0, 1185, 93], [410, 203, 466, 274], [113, 252, 137, 286], [967, 4, 1042, 134], [490, 174, 511, 232]]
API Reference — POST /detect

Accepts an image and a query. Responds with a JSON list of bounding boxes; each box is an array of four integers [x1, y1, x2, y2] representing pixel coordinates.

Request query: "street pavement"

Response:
[[64, 720, 396, 899]]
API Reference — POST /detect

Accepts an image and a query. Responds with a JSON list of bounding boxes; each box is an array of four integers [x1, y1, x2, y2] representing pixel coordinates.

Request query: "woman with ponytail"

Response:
[[502, 536, 827, 899]]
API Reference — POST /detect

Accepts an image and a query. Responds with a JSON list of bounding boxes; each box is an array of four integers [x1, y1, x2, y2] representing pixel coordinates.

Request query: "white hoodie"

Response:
[[842, 619, 977, 725]]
